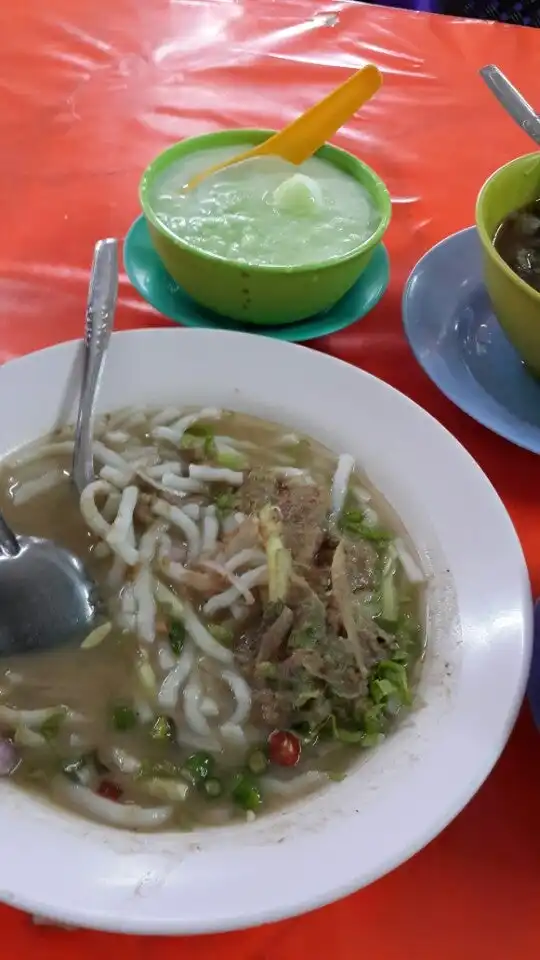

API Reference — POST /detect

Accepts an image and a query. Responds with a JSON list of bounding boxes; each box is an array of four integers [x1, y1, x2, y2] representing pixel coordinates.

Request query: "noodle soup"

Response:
[[0, 409, 424, 831]]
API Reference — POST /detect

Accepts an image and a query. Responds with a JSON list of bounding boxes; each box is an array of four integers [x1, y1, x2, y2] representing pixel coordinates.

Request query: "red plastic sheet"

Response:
[[1, 1, 540, 957]]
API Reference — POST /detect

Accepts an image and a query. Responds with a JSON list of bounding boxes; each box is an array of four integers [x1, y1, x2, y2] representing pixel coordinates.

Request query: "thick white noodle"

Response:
[[133, 566, 156, 643], [158, 644, 176, 671], [158, 645, 195, 709], [201, 506, 219, 554], [93, 440, 133, 473], [200, 561, 256, 603], [81, 622, 112, 649], [0, 705, 66, 727], [203, 565, 268, 616], [219, 722, 246, 746], [154, 582, 234, 664], [161, 474, 205, 494], [107, 555, 127, 592], [225, 548, 267, 572], [146, 462, 182, 479], [152, 500, 201, 560], [395, 538, 425, 583], [7, 440, 74, 467], [104, 430, 131, 446], [12, 469, 67, 505], [262, 771, 325, 797], [200, 696, 220, 718], [80, 479, 114, 540], [183, 674, 212, 737], [189, 465, 243, 486], [139, 521, 167, 565], [181, 503, 201, 521], [99, 464, 134, 489], [102, 490, 121, 522], [150, 406, 182, 428], [53, 778, 173, 829], [109, 747, 141, 775], [222, 669, 252, 725], [106, 485, 139, 565], [152, 407, 221, 444], [331, 453, 355, 516]]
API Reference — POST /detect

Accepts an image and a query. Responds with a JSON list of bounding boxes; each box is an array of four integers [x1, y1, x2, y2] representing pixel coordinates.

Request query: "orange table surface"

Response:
[[1, 0, 540, 956]]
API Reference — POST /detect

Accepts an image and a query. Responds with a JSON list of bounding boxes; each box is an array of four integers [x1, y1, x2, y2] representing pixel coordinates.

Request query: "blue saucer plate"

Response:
[[124, 214, 389, 343], [403, 226, 540, 455]]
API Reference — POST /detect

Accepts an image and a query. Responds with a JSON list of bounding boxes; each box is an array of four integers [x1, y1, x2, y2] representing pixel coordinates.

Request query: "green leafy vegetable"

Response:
[[181, 751, 214, 785], [168, 620, 185, 655], [181, 425, 216, 457], [111, 704, 137, 731], [339, 507, 392, 543], [214, 489, 239, 518], [150, 715, 174, 740], [376, 659, 411, 705], [231, 772, 262, 812], [216, 449, 247, 471]]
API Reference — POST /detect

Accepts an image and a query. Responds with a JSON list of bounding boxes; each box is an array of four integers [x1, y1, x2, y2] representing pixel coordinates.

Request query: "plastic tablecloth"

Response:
[[1, 0, 540, 956]]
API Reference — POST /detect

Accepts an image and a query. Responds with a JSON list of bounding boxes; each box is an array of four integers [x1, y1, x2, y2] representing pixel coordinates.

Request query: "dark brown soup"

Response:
[[493, 199, 540, 293]]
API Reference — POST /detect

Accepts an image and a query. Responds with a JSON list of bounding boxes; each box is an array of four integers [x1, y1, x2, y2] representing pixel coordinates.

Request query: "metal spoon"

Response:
[[480, 65, 540, 147], [0, 238, 118, 656]]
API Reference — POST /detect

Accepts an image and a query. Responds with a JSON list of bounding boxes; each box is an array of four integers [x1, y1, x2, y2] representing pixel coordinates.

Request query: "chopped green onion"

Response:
[[208, 623, 234, 647], [181, 426, 216, 457], [247, 749, 268, 776], [138, 758, 183, 779], [214, 490, 239, 518], [111, 704, 137, 731], [40, 712, 65, 741], [339, 508, 392, 542], [168, 620, 185, 655], [203, 777, 223, 799], [216, 449, 246, 471], [150, 715, 174, 740], [231, 772, 262, 812], [376, 660, 411, 705], [181, 751, 214, 785]]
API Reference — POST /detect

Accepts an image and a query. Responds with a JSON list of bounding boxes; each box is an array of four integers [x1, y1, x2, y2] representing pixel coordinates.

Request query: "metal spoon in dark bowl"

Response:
[[0, 238, 117, 657]]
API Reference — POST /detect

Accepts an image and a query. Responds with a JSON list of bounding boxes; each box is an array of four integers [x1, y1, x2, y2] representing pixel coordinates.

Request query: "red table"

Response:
[[2, 1, 540, 957]]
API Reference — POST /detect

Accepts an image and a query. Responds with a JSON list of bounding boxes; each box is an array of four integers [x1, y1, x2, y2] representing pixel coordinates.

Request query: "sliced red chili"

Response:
[[268, 730, 301, 767], [97, 779, 123, 802]]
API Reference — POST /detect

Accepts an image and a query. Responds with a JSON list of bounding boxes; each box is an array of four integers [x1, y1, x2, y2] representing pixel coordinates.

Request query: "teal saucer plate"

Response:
[[124, 214, 390, 342]]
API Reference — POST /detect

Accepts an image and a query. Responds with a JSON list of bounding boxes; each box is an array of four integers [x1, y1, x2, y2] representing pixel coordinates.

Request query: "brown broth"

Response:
[[493, 198, 540, 293]]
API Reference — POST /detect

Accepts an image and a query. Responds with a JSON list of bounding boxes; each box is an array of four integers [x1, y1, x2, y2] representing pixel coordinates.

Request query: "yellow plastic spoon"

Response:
[[187, 63, 382, 191]]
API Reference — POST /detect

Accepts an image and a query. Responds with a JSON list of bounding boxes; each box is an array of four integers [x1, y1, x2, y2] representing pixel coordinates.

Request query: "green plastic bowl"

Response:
[[476, 152, 540, 377], [139, 129, 391, 326]]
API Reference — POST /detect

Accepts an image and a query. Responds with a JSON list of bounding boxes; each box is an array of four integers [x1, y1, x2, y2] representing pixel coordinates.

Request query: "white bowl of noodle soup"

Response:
[[0, 328, 531, 933]]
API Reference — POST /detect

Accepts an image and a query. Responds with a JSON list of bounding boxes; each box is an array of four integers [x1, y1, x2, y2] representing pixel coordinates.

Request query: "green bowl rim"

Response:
[[475, 151, 540, 306], [139, 128, 392, 275]]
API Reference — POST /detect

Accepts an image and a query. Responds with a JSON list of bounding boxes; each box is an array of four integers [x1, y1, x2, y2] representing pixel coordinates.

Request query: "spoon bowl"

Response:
[[187, 64, 382, 191], [0, 238, 117, 657]]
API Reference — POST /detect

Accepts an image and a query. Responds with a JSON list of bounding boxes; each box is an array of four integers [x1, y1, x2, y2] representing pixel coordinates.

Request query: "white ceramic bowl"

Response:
[[0, 329, 532, 933]]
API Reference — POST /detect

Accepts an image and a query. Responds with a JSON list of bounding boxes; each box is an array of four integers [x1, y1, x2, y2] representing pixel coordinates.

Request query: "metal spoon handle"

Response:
[[73, 238, 118, 495], [0, 513, 19, 558], [480, 65, 540, 147]]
